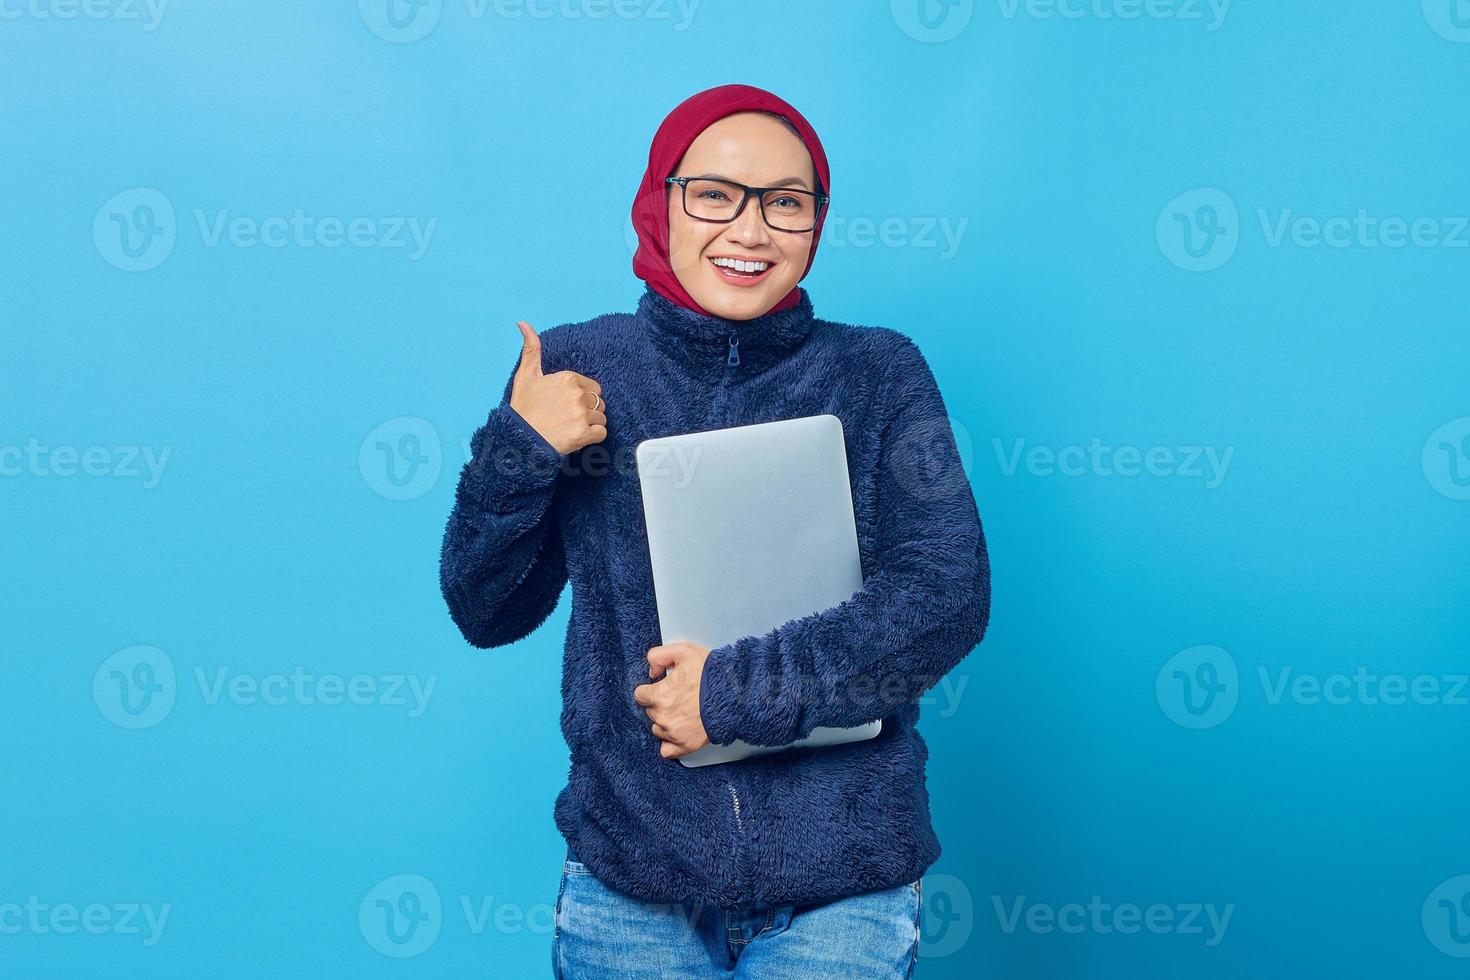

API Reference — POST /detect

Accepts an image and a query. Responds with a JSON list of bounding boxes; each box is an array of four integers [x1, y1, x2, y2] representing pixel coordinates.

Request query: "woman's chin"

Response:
[[700, 294, 767, 320], [695, 277, 793, 319]]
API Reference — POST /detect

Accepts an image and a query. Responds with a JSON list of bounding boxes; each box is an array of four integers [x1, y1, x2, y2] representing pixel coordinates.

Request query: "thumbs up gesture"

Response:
[[508, 321, 608, 456]]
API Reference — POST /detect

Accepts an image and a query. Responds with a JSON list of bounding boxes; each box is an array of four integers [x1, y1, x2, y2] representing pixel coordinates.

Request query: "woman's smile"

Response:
[[707, 253, 778, 287]]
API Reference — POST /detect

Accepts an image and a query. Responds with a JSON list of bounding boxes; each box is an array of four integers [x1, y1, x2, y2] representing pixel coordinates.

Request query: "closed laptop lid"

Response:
[[635, 413, 864, 652]]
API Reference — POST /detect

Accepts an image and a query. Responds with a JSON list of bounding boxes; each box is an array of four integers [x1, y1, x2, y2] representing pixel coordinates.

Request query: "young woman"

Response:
[[439, 83, 991, 978]]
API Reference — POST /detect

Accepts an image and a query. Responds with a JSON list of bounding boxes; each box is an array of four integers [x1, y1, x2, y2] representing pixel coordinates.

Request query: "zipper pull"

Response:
[[727, 332, 740, 367]]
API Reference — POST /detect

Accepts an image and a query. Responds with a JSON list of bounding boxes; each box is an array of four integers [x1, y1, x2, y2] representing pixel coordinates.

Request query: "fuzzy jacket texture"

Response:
[[438, 284, 991, 909]]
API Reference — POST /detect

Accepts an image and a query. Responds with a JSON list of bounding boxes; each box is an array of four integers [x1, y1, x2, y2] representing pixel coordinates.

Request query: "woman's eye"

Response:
[[698, 190, 732, 203], [771, 195, 801, 210]]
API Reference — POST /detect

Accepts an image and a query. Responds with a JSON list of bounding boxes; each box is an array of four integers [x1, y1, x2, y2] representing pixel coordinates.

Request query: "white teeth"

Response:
[[712, 257, 770, 274]]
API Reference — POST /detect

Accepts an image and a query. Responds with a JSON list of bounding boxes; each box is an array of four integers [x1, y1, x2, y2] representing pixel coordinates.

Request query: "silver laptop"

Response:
[[635, 414, 883, 768]]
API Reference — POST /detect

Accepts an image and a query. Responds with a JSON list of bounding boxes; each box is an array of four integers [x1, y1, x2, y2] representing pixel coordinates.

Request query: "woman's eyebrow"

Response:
[[691, 172, 811, 190]]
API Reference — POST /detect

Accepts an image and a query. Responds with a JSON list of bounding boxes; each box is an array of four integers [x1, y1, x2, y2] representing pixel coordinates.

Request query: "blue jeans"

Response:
[[552, 846, 923, 978]]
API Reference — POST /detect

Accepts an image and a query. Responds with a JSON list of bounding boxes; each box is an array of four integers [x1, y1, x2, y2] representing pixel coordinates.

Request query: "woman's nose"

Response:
[[726, 197, 772, 245]]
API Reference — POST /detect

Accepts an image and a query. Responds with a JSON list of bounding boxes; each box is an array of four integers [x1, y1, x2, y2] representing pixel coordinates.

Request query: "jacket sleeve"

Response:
[[697, 336, 991, 747], [438, 358, 569, 649]]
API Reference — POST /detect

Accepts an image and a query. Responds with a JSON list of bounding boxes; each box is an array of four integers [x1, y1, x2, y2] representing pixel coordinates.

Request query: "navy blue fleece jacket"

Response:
[[438, 284, 990, 908]]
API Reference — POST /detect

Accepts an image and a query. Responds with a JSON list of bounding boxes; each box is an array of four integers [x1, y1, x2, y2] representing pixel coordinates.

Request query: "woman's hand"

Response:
[[508, 321, 607, 455], [633, 642, 713, 760]]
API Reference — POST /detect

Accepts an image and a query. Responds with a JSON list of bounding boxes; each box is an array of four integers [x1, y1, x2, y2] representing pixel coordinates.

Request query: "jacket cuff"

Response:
[[699, 643, 743, 747], [462, 404, 564, 512]]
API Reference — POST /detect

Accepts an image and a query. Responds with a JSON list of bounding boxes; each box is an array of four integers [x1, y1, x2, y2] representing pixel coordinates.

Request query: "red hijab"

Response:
[[631, 84, 831, 317]]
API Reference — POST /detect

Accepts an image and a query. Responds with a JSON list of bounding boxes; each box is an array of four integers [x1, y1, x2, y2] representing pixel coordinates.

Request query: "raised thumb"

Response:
[[514, 321, 543, 381]]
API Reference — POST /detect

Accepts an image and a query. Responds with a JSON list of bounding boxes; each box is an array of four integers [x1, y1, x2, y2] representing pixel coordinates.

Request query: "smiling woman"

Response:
[[438, 82, 989, 980]]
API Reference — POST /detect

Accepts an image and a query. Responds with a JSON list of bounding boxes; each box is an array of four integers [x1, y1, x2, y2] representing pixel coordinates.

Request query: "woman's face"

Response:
[[666, 112, 818, 321]]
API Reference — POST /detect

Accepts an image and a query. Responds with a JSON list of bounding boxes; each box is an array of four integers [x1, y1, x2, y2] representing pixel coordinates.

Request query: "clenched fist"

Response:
[[508, 321, 607, 455]]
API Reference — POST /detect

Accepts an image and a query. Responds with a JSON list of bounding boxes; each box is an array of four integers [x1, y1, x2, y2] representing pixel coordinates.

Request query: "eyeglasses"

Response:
[[665, 176, 829, 233]]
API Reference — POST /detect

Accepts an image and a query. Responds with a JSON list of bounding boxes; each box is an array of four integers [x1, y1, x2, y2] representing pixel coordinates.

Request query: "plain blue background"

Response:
[[4, 0, 1469, 976]]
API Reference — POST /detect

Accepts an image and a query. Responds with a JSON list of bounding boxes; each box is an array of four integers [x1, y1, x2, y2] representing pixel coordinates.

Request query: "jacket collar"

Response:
[[637, 284, 816, 376]]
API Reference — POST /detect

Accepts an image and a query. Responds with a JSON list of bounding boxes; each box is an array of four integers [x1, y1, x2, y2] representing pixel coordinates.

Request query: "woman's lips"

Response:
[[708, 257, 776, 287]]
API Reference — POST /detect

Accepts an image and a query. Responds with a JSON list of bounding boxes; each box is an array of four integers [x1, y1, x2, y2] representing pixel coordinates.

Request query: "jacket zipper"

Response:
[[719, 327, 745, 898], [727, 782, 744, 833], [709, 329, 740, 429], [725, 778, 746, 897]]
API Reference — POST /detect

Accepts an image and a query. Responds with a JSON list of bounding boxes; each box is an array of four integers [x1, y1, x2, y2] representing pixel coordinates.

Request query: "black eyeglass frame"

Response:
[[665, 176, 830, 233]]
